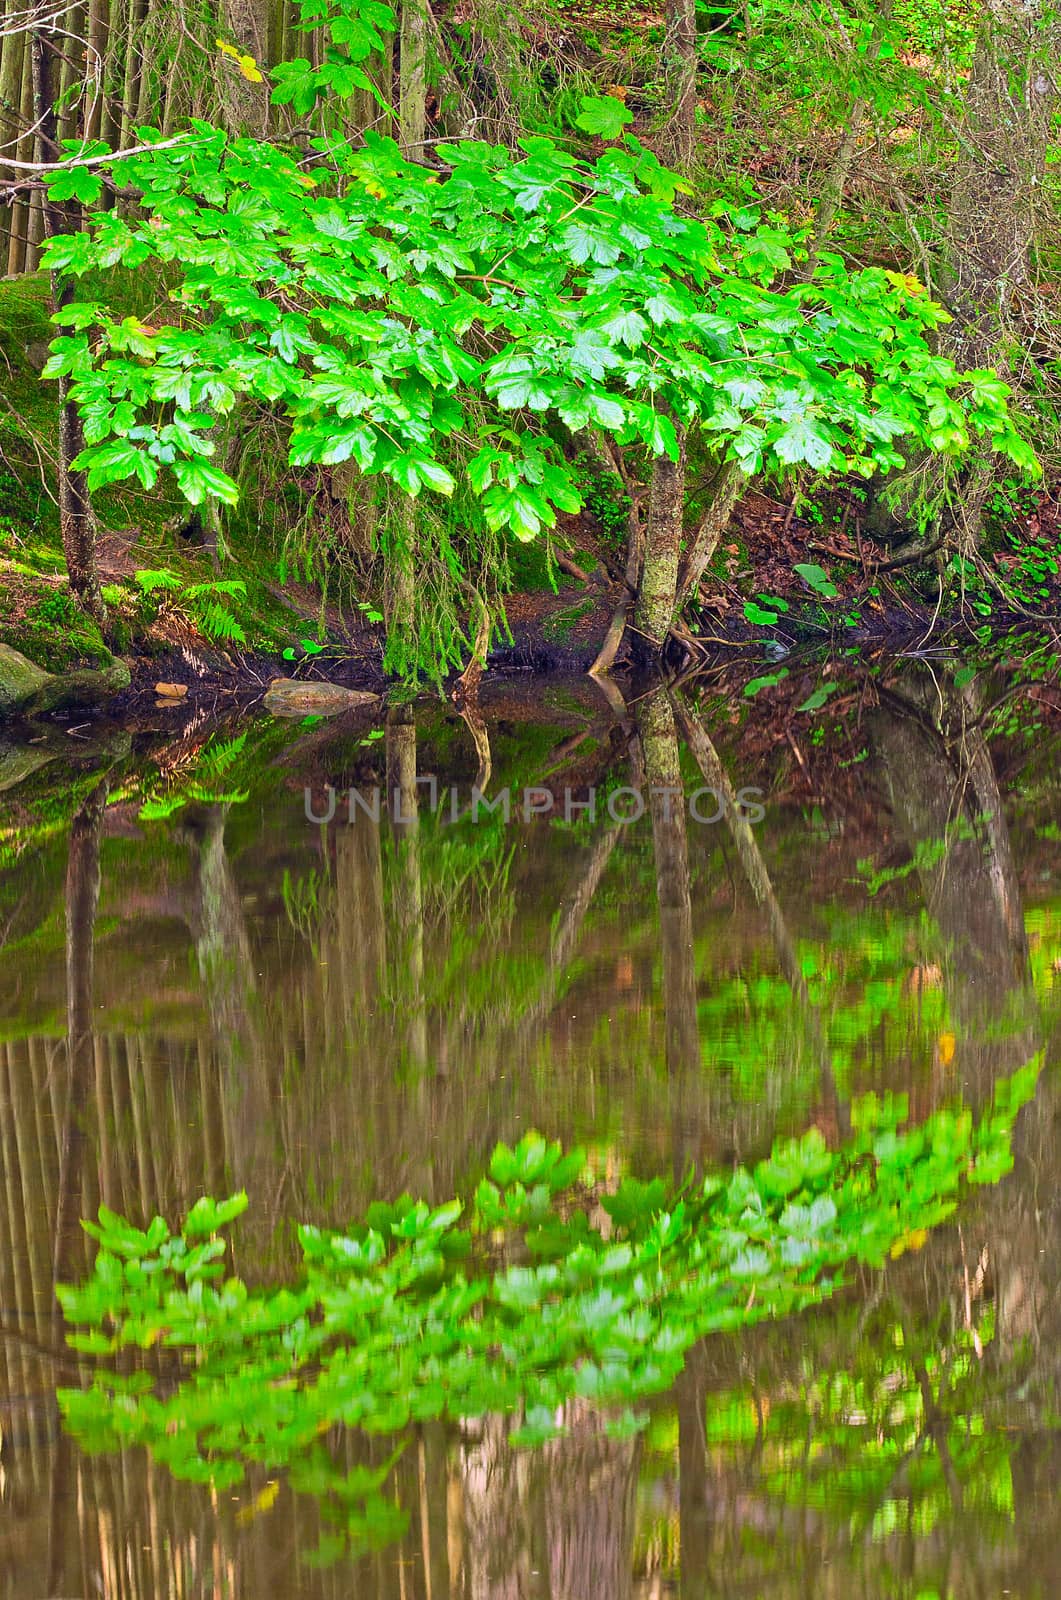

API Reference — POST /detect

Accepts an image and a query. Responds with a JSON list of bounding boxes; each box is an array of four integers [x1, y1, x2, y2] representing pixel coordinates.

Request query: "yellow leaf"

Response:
[[884, 269, 927, 299], [238, 54, 264, 82], [937, 1031, 956, 1067], [216, 38, 241, 59], [296, 174, 318, 188], [236, 1480, 279, 1526], [889, 1228, 928, 1260]]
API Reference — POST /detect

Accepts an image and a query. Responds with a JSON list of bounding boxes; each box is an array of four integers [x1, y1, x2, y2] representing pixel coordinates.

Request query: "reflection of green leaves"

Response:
[[745, 669, 789, 697], [796, 682, 838, 713], [57, 1062, 1038, 1553]]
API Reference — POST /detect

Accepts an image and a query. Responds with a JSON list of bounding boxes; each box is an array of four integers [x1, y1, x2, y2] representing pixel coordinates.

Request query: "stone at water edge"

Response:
[[263, 678, 381, 718], [0, 642, 130, 717], [0, 643, 49, 713], [155, 682, 189, 700]]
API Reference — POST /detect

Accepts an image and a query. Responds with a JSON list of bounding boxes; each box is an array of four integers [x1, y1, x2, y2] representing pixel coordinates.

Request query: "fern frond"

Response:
[[192, 598, 247, 645], [184, 580, 248, 600], [135, 567, 182, 593]]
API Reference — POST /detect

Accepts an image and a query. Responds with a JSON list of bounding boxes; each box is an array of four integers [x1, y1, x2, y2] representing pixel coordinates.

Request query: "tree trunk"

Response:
[[220, 0, 271, 133], [945, 1, 1054, 349], [0, 0, 27, 268], [399, 0, 426, 159], [31, 1, 107, 624], [634, 437, 686, 659], [661, 0, 697, 171], [6, 34, 33, 273], [675, 458, 745, 612]]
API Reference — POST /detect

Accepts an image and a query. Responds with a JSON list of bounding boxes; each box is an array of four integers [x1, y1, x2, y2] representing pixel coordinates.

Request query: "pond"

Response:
[[1, 640, 1060, 1599]]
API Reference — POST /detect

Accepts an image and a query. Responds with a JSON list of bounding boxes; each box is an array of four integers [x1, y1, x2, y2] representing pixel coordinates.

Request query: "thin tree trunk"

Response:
[[933, 0, 1054, 550], [84, 0, 108, 141], [32, 0, 106, 624], [0, 0, 27, 267], [6, 39, 33, 273], [675, 458, 745, 612], [661, 0, 697, 171], [58, 2, 87, 142], [589, 468, 645, 677], [220, 0, 270, 132]]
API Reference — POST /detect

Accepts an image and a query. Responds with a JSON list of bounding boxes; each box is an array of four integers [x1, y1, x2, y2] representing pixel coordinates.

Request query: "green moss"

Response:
[[0, 272, 53, 359], [544, 597, 594, 641]]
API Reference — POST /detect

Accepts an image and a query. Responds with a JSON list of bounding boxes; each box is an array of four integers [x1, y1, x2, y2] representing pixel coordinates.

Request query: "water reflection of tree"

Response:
[[3, 672, 1061, 1595], [654, 667, 1061, 1600]]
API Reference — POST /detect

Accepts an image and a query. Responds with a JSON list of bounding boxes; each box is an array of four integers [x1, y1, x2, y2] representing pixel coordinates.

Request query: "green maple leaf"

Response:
[[574, 96, 634, 140]]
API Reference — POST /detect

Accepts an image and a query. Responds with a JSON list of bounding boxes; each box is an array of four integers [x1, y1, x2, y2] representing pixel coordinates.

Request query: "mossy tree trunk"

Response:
[[633, 434, 686, 660]]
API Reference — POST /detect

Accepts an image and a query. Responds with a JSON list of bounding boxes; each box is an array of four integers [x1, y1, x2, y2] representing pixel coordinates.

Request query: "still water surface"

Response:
[[1, 648, 1060, 1598]]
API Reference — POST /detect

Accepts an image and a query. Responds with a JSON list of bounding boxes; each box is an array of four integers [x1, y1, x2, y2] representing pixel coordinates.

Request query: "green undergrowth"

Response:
[[0, 275, 325, 672]]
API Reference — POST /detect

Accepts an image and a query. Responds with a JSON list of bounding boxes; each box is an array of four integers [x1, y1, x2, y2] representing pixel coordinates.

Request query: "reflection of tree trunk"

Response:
[[671, 693, 840, 1125], [990, 1064, 1061, 1376], [461, 1415, 531, 1598], [517, 818, 623, 1041], [187, 806, 273, 1199], [461, 1406, 640, 1599], [544, 1406, 639, 1600], [672, 694, 806, 1002], [869, 674, 1032, 1046], [636, 692, 702, 1175], [677, 1344, 711, 1600], [419, 1421, 451, 1599], [870, 671, 1049, 1380], [55, 778, 107, 1283], [49, 777, 107, 1596], [387, 708, 428, 1069]]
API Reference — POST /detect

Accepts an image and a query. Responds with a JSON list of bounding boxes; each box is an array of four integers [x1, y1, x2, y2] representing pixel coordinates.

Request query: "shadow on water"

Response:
[[1, 643, 1061, 1597]]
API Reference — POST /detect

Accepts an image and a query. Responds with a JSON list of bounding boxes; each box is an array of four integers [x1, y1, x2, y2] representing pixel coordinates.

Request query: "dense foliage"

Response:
[[44, 118, 1034, 526]]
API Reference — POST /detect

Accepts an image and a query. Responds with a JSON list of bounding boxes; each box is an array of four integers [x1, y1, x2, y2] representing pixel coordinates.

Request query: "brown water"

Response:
[[1, 651, 1060, 1598]]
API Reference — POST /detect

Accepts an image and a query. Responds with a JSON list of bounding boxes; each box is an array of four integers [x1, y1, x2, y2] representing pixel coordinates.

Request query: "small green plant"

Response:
[[794, 562, 839, 599], [572, 453, 630, 551], [135, 568, 248, 645], [282, 637, 327, 662]]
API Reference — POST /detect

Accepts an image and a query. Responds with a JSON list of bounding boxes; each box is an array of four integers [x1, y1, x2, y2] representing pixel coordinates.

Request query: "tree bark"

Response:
[[661, 0, 697, 171], [220, 0, 271, 133], [32, 0, 107, 624], [633, 437, 686, 659], [6, 33, 33, 273], [675, 458, 745, 612], [0, 0, 27, 268], [399, 0, 427, 159]]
